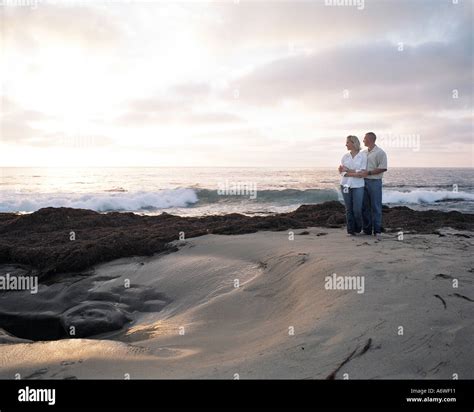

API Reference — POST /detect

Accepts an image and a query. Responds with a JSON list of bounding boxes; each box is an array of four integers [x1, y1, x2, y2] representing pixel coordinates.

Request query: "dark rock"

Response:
[[0, 270, 170, 340], [60, 301, 130, 338], [0, 201, 472, 277], [0, 311, 66, 341]]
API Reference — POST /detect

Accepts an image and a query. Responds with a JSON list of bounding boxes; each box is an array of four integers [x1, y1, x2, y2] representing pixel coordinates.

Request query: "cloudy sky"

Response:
[[0, 0, 472, 167]]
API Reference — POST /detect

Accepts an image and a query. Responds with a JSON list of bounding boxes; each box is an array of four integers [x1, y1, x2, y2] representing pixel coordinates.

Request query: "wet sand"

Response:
[[0, 226, 472, 379]]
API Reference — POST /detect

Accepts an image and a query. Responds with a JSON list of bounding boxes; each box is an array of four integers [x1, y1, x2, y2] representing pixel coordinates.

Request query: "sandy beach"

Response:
[[0, 218, 472, 379]]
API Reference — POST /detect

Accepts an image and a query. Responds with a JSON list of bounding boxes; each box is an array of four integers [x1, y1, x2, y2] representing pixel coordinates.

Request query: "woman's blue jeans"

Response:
[[341, 186, 364, 234]]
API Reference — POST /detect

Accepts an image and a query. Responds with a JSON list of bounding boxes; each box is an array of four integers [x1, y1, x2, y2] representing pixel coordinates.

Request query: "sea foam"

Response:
[[0, 188, 199, 213]]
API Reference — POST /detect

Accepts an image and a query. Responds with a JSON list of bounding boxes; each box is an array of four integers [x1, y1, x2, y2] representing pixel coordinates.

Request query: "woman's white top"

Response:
[[340, 151, 368, 188]]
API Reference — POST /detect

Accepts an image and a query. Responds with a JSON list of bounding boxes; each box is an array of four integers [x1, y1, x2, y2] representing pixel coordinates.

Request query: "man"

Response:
[[360, 132, 387, 240]]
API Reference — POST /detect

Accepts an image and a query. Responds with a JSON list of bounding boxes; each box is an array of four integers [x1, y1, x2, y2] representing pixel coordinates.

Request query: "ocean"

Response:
[[1, 167, 473, 215]]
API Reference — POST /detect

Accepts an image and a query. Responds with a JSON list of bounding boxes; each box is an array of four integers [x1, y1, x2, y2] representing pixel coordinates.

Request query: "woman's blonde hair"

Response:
[[346, 135, 361, 151]]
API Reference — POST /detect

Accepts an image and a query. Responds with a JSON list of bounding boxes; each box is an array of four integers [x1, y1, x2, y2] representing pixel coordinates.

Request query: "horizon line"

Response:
[[0, 166, 473, 169]]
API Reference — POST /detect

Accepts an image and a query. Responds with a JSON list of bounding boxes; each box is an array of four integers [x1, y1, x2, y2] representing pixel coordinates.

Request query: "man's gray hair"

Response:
[[365, 132, 377, 141]]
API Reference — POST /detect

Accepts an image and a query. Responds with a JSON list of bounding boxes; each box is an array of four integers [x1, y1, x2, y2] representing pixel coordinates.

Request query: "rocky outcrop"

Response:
[[0, 201, 472, 277]]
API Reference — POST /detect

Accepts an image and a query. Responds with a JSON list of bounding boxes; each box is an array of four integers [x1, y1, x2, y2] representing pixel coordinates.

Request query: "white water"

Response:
[[1, 167, 473, 214]]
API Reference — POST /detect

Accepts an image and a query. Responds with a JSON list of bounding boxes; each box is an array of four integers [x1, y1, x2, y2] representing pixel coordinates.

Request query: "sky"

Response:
[[0, 0, 472, 167]]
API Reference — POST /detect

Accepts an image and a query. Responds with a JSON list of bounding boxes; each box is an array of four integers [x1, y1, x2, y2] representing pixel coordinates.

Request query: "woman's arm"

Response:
[[344, 153, 366, 176], [345, 171, 364, 177], [339, 155, 351, 174]]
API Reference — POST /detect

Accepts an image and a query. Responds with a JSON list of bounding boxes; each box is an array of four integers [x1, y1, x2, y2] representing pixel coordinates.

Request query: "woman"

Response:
[[338, 135, 367, 235]]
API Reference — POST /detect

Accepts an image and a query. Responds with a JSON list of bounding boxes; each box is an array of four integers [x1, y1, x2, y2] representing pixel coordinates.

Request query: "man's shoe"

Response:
[[375, 233, 382, 241]]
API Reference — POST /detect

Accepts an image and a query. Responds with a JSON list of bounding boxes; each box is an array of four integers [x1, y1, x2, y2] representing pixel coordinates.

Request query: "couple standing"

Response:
[[338, 132, 388, 240]]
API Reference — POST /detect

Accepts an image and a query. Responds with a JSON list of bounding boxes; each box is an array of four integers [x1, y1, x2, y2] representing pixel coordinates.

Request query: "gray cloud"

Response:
[[116, 109, 243, 127], [117, 93, 243, 126], [0, 96, 113, 147], [170, 81, 211, 98], [0, 97, 47, 143], [197, 0, 470, 57], [223, 37, 471, 110], [1, 4, 124, 51]]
